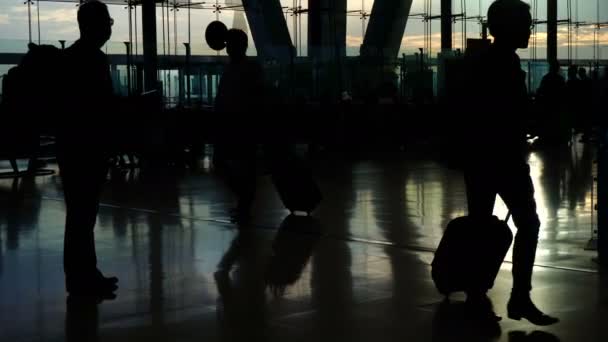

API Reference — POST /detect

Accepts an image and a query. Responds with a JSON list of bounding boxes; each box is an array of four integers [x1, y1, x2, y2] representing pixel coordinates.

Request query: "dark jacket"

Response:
[[58, 39, 114, 152], [461, 44, 530, 166], [214, 58, 264, 143]]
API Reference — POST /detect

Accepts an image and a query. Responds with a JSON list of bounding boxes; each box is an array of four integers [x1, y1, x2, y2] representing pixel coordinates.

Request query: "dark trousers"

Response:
[[213, 144, 295, 210], [58, 148, 108, 279], [214, 144, 258, 210], [464, 161, 540, 294]]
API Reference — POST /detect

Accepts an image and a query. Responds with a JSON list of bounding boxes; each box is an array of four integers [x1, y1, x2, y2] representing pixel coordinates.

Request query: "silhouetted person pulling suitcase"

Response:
[[213, 29, 264, 223], [461, 0, 558, 325], [57, 0, 118, 298], [213, 29, 321, 223]]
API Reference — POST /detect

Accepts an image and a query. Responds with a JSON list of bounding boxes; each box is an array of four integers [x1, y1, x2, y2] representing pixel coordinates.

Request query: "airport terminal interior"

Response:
[[0, 0, 607, 341]]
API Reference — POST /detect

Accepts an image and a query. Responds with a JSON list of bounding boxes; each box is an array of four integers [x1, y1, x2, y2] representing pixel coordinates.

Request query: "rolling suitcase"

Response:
[[270, 156, 322, 215], [431, 213, 513, 296]]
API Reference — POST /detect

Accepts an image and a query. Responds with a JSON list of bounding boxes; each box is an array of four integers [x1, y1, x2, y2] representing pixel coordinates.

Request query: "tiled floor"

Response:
[[0, 141, 604, 341]]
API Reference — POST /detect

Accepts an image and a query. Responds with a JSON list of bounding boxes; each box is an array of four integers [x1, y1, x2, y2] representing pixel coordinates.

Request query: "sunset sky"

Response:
[[0, 0, 605, 60]]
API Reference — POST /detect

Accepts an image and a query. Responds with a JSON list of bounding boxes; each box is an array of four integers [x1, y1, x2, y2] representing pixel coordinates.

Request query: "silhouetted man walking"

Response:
[[58, 0, 118, 297], [214, 29, 264, 223], [463, 0, 558, 325], [577, 67, 593, 141]]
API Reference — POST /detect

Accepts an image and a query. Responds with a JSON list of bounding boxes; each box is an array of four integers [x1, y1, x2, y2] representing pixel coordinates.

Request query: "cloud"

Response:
[[346, 35, 363, 47], [347, 27, 608, 53], [558, 27, 608, 47], [37, 8, 77, 24], [347, 32, 472, 52], [51, 25, 79, 37], [10, 6, 76, 24], [0, 14, 9, 25], [402, 33, 444, 51], [10, 6, 29, 14], [518, 28, 608, 48]]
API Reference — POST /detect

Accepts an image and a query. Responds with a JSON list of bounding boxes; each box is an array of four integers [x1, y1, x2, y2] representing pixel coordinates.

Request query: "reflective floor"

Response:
[[0, 140, 604, 342]]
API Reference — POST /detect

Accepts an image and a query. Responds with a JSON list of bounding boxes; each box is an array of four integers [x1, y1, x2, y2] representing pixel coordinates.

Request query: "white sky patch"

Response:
[[8, 5, 76, 24]]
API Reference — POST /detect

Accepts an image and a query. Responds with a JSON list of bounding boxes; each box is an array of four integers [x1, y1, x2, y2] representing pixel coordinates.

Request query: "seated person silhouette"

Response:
[[213, 29, 264, 223], [57, 0, 118, 298], [461, 0, 558, 325]]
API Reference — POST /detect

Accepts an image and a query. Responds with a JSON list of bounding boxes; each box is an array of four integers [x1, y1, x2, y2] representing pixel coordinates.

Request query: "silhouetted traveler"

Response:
[[565, 65, 581, 130], [578, 67, 591, 85], [537, 61, 565, 104], [57, 0, 118, 297], [214, 29, 264, 223], [462, 0, 558, 325], [577, 67, 593, 141], [566, 65, 579, 87], [536, 61, 568, 144], [604, 69, 608, 95], [0, 43, 62, 175], [602, 70, 608, 123]]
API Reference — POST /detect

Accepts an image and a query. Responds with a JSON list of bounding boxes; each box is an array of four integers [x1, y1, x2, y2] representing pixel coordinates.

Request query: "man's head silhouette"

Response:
[[549, 60, 560, 74], [226, 29, 248, 61], [487, 0, 532, 50], [78, 0, 113, 49], [578, 67, 588, 80]]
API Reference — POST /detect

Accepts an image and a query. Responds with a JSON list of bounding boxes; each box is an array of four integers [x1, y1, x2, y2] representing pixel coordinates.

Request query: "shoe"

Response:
[[67, 291, 116, 304], [66, 270, 119, 296], [66, 279, 118, 297], [507, 294, 559, 326], [95, 269, 119, 285]]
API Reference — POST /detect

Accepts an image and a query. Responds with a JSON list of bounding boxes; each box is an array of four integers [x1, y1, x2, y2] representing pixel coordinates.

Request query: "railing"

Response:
[[0, 39, 225, 56]]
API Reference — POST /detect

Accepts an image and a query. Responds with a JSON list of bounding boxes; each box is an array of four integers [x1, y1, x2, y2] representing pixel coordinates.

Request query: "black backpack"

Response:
[[0, 43, 63, 155]]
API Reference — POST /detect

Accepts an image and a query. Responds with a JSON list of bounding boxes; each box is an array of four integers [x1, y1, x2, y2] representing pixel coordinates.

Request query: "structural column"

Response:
[[241, 0, 293, 63], [547, 0, 558, 64], [441, 0, 452, 51], [142, 0, 158, 92], [308, 0, 347, 63], [361, 0, 414, 61]]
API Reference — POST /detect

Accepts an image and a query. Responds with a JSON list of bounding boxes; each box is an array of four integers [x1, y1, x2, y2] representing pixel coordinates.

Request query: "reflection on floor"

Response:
[[0, 141, 604, 341]]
